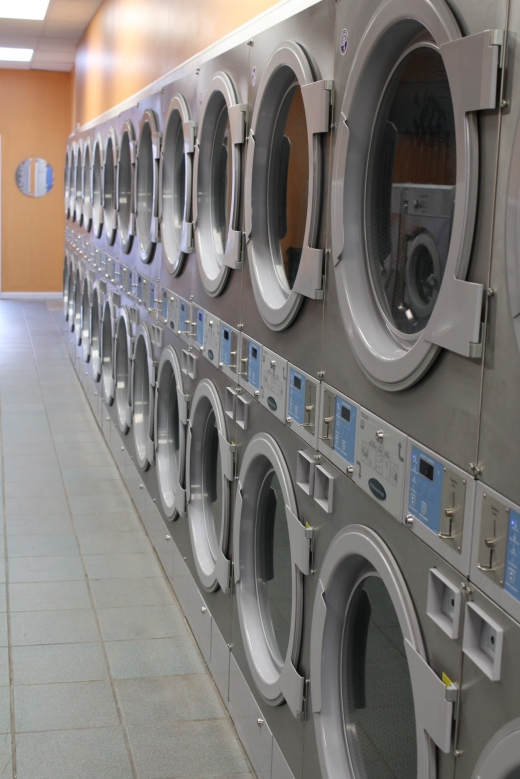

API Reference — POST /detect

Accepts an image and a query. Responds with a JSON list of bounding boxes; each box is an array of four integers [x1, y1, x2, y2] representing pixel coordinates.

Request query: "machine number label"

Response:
[[334, 396, 357, 465]]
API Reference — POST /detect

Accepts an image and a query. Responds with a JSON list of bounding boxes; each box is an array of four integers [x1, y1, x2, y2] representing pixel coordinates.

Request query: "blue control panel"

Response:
[[179, 300, 188, 333], [221, 325, 233, 367], [505, 509, 520, 602], [114, 262, 121, 284], [334, 396, 357, 465], [408, 446, 444, 533], [136, 274, 142, 301], [248, 341, 261, 390], [288, 368, 306, 425], [162, 291, 168, 322], [195, 309, 204, 347], [149, 283, 155, 310]]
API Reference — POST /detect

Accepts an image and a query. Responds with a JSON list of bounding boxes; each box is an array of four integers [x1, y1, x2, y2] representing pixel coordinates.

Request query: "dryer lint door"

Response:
[[331, 0, 503, 389]]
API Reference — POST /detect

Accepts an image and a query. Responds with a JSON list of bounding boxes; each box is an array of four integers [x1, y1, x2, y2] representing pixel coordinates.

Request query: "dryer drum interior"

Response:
[[115, 313, 131, 434], [136, 112, 159, 263], [81, 280, 91, 362], [83, 141, 92, 233], [117, 122, 135, 254], [187, 380, 231, 591], [161, 97, 194, 275], [74, 270, 82, 345], [133, 326, 155, 470], [90, 288, 102, 382], [101, 299, 115, 404], [75, 145, 84, 226], [91, 136, 104, 239], [156, 347, 186, 518], [104, 130, 117, 245], [234, 433, 305, 714]]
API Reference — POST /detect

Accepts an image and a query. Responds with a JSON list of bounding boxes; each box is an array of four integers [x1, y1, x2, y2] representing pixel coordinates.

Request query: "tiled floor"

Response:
[[0, 300, 254, 779]]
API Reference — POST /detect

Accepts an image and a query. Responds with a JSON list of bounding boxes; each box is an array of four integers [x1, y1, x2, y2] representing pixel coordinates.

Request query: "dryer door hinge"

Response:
[[440, 29, 504, 113], [286, 506, 312, 575]]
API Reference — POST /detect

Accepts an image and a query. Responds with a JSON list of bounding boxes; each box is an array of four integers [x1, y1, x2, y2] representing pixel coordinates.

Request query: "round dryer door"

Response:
[[64, 147, 71, 218], [70, 143, 78, 221], [186, 379, 233, 592], [81, 276, 92, 362], [160, 95, 195, 276], [193, 72, 245, 296], [132, 324, 156, 470], [91, 134, 104, 239], [63, 254, 70, 320], [67, 262, 75, 330], [136, 110, 160, 264], [114, 308, 133, 434], [103, 128, 118, 246], [311, 524, 460, 779], [101, 293, 116, 405], [471, 720, 520, 779], [74, 268, 82, 346], [117, 120, 136, 255], [234, 433, 309, 717], [331, 0, 499, 389], [155, 346, 187, 518], [75, 142, 84, 227], [83, 138, 93, 233], [244, 41, 330, 330], [90, 284, 102, 383]]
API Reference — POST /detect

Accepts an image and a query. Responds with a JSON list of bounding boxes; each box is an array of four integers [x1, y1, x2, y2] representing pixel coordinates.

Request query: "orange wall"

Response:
[[74, 0, 280, 126], [0, 70, 72, 293]]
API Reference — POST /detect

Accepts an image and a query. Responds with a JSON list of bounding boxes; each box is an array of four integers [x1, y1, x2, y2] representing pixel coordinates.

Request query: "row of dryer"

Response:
[[63, 0, 520, 777]]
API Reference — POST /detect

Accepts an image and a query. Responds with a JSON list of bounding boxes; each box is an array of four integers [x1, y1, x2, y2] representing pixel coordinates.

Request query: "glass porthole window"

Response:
[[160, 95, 195, 276], [90, 285, 102, 383], [75, 142, 84, 227], [331, 0, 500, 389], [244, 42, 330, 330], [193, 73, 245, 296], [81, 277, 91, 363], [74, 269, 82, 345], [103, 128, 118, 246], [63, 254, 69, 320], [136, 110, 160, 263], [155, 347, 187, 518], [91, 134, 104, 239], [117, 120, 136, 254], [101, 295, 116, 405], [187, 379, 233, 591], [64, 147, 71, 218], [310, 524, 459, 779], [234, 433, 309, 716], [83, 139, 93, 233], [115, 310, 132, 435], [132, 325, 155, 470]]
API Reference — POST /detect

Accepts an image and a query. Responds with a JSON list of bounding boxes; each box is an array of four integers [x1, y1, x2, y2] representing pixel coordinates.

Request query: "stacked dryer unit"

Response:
[[61, 1, 520, 778]]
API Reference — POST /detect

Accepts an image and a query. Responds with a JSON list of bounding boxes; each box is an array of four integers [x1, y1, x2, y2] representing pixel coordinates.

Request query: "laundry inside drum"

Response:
[[366, 46, 456, 334]]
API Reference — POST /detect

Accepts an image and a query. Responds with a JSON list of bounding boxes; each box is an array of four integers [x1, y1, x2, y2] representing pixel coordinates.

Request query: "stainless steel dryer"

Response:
[[82, 136, 93, 234], [240, 0, 335, 381], [75, 140, 84, 228], [89, 281, 103, 386], [65, 145, 71, 219], [100, 290, 117, 406], [322, 0, 506, 480], [91, 131, 104, 240], [305, 461, 466, 779], [63, 251, 71, 320], [135, 103, 161, 266], [103, 127, 118, 247], [114, 305, 134, 436], [117, 119, 136, 256], [70, 142, 78, 222], [80, 272, 94, 363]]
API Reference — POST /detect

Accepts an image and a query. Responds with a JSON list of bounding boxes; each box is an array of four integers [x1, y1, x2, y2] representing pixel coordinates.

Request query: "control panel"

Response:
[[353, 409, 407, 521], [177, 297, 192, 345], [259, 346, 287, 423], [122, 266, 132, 295], [220, 323, 239, 381], [166, 292, 179, 333], [136, 273, 143, 304], [113, 261, 121, 287], [239, 335, 261, 397], [202, 312, 220, 368], [160, 288, 169, 324], [287, 365, 319, 449], [148, 281, 157, 316], [106, 256, 114, 281], [318, 383, 357, 476]]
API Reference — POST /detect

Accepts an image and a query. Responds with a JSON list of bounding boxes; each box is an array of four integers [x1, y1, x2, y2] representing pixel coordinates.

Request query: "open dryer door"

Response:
[[132, 324, 156, 469], [135, 110, 160, 264], [64, 146, 71, 219], [82, 138, 93, 233], [91, 133, 104, 239], [90, 282, 103, 383], [155, 346, 188, 518], [75, 141, 84, 227], [103, 127, 118, 246], [73, 268, 82, 346], [81, 275, 92, 362], [101, 292, 116, 405], [63, 253, 70, 320], [114, 308, 133, 434], [117, 120, 136, 255]]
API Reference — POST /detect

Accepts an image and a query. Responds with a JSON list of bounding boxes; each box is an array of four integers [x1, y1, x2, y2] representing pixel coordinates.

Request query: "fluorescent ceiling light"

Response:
[[0, 47, 33, 61], [0, 0, 51, 20]]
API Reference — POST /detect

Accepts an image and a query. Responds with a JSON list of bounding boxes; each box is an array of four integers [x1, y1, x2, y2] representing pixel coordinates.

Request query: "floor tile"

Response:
[[6, 516, 74, 536], [84, 553, 162, 580], [0, 733, 12, 777], [4, 495, 69, 517], [9, 581, 91, 611], [3, 453, 59, 470], [16, 727, 133, 779], [10, 609, 98, 645], [0, 649, 9, 685], [0, 688, 11, 733], [7, 534, 79, 558], [12, 643, 108, 685], [66, 480, 129, 498], [0, 615, 7, 647], [78, 532, 151, 555], [4, 481, 65, 499], [115, 675, 225, 725], [127, 720, 249, 779], [90, 578, 174, 609], [8, 556, 84, 583], [98, 605, 187, 642], [106, 637, 205, 679], [3, 466, 62, 483], [70, 494, 135, 515], [0, 586, 6, 612], [73, 512, 142, 534], [61, 465, 121, 483], [14, 681, 119, 732]]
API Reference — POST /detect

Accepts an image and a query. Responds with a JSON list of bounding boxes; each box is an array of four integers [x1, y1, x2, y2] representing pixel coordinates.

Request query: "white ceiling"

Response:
[[0, 0, 103, 71]]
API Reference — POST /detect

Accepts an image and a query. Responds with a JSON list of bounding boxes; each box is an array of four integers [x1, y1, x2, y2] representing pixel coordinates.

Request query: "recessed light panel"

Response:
[[0, 47, 34, 62], [0, 0, 51, 21]]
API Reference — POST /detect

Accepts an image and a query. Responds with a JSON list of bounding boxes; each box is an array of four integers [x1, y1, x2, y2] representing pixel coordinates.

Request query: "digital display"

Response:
[[341, 405, 351, 423], [293, 375, 302, 390], [251, 347, 258, 359], [224, 330, 229, 341], [198, 312, 203, 321], [419, 458, 434, 481]]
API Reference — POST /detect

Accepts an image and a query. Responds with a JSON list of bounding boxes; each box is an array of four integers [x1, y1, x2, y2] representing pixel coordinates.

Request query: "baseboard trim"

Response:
[[0, 292, 62, 300]]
